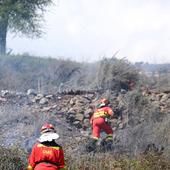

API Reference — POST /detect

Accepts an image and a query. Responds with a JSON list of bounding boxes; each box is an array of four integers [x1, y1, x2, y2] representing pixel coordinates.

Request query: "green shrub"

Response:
[[0, 146, 27, 170], [96, 57, 139, 91]]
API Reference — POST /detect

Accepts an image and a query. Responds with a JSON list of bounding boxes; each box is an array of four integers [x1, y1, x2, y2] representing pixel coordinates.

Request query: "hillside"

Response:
[[0, 54, 140, 92], [0, 54, 169, 93], [0, 88, 169, 169], [0, 54, 169, 169]]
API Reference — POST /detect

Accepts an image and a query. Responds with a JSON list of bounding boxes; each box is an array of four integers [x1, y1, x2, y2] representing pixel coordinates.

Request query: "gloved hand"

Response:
[[105, 118, 111, 125]]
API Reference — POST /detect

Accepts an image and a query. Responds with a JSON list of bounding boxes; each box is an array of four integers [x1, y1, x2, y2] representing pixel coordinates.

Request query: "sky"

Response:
[[7, 0, 170, 63]]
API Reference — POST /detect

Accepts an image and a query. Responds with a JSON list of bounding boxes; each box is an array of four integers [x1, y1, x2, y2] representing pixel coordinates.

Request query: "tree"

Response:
[[96, 57, 139, 91], [0, 0, 52, 55]]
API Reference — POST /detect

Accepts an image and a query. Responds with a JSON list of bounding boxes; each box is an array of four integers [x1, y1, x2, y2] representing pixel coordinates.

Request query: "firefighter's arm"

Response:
[[107, 108, 114, 118], [27, 146, 36, 170], [58, 149, 68, 170]]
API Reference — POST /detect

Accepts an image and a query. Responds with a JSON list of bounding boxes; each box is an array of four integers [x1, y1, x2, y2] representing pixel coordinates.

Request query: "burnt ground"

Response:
[[0, 90, 169, 158]]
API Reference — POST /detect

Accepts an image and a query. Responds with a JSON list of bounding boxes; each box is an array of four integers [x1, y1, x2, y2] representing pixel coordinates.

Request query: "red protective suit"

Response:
[[27, 141, 66, 170], [90, 106, 114, 139]]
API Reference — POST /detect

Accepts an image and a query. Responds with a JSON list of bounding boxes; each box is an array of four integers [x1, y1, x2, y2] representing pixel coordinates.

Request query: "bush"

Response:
[[1, 145, 169, 170], [0, 54, 140, 92], [0, 146, 27, 170], [95, 57, 139, 91], [65, 152, 170, 170]]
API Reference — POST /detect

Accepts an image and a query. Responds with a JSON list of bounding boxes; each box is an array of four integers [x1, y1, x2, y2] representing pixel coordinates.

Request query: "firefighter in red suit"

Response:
[[87, 98, 114, 151], [27, 123, 67, 170]]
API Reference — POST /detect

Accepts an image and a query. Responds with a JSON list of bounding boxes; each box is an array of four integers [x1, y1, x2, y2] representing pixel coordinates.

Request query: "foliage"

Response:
[[1, 54, 169, 93], [0, 0, 52, 37], [0, 54, 82, 92], [96, 57, 139, 91], [1, 145, 169, 170], [65, 152, 170, 170], [0, 54, 97, 92], [0, 145, 27, 170], [0, 0, 52, 54]]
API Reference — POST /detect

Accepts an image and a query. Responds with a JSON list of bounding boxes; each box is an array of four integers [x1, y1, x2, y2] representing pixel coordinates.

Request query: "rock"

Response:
[[41, 106, 51, 112], [152, 101, 160, 108], [155, 93, 165, 101], [150, 93, 156, 101], [118, 123, 124, 129], [84, 93, 94, 99], [120, 89, 127, 94], [30, 98, 38, 103], [0, 97, 7, 102], [37, 93, 44, 98], [27, 89, 36, 96], [114, 168, 122, 170], [160, 94, 169, 102], [70, 98, 76, 105], [72, 120, 82, 129], [75, 137, 82, 141], [60, 107, 69, 113], [84, 108, 93, 118], [67, 108, 76, 114], [75, 113, 84, 121], [33, 94, 44, 103], [1, 90, 9, 97], [166, 99, 170, 107], [57, 96, 62, 100], [75, 101, 84, 107], [66, 113, 76, 123], [83, 118, 90, 128], [39, 97, 48, 105], [80, 130, 90, 136], [74, 96, 90, 106], [45, 94, 54, 100]]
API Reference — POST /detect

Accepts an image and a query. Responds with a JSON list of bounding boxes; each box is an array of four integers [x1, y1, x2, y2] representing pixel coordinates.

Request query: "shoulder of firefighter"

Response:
[[90, 106, 114, 122], [27, 142, 67, 170]]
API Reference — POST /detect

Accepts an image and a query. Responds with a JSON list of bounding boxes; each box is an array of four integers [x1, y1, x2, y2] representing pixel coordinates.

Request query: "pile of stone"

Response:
[[143, 90, 170, 113]]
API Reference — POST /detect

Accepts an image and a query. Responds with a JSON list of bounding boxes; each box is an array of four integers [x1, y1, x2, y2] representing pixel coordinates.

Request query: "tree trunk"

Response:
[[0, 16, 8, 55]]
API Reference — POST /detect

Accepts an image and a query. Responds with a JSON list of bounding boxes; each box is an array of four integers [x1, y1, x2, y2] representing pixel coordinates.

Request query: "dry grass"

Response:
[[65, 152, 170, 170], [0, 145, 169, 170], [0, 146, 27, 170]]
